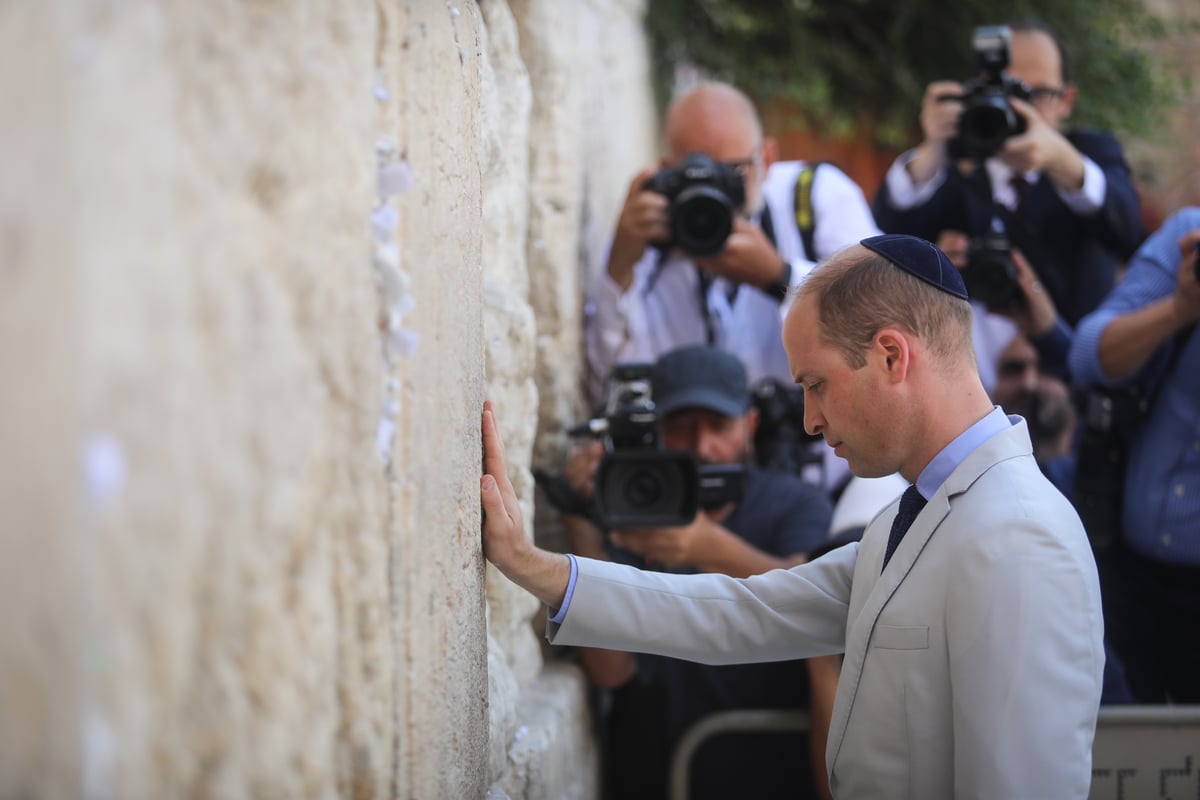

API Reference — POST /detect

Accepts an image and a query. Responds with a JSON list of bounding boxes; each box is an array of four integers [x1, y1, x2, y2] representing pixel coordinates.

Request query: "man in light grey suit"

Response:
[[481, 234, 1104, 799]]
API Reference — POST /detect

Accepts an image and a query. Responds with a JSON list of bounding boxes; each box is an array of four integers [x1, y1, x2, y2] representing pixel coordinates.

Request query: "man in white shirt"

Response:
[[586, 81, 880, 491], [586, 82, 879, 397]]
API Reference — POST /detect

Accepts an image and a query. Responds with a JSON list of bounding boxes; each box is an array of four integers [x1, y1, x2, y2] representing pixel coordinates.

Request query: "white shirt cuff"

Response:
[[1053, 156, 1106, 215], [884, 149, 948, 211]]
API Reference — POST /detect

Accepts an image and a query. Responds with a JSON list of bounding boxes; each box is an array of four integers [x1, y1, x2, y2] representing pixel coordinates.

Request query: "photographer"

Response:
[[872, 19, 1143, 329], [940, 228, 1076, 384], [1068, 207, 1200, 704], [559, 345, 834, 800], [586, 82, 880, 494]]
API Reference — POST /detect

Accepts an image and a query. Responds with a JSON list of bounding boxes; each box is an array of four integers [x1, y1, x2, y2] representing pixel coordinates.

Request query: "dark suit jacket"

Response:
[[873, 129, 1144, 325]]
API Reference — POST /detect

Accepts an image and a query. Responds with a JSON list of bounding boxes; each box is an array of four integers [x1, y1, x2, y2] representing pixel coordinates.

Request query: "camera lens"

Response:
[[672, 186, 735, 257], [960, 100, 1016, 159], [623, 468, 664, 509], [964, 237, 1022, 312]]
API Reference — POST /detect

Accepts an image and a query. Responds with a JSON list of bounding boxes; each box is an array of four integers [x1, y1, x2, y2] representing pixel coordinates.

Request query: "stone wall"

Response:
[[0, 1, 656, 798]]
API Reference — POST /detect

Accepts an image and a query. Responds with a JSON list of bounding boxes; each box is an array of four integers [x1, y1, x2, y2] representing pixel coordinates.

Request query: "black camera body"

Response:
[[645, 152, 746, 257], [583, 363, 745, 529], [948, 26, 1031, 161], [750, 378, 823, 476], [962, 231, 1023, 312]]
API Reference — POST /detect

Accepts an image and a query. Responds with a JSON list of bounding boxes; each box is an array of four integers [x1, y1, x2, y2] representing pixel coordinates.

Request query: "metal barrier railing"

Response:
[[668, 709, 810, 800], [668, 705, 1200, 800]]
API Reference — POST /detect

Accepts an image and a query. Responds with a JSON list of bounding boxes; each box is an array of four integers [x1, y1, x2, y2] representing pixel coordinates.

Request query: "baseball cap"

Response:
[[650, 345, 751, 418]]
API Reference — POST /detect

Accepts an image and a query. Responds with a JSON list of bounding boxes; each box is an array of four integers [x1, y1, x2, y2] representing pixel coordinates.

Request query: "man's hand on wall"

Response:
[[481, 402, 571, 608]]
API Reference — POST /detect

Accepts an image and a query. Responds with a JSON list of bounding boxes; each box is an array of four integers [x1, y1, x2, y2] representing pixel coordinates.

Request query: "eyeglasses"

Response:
[[722, 147, 763, 180], [1028, 86, 1066, 104]]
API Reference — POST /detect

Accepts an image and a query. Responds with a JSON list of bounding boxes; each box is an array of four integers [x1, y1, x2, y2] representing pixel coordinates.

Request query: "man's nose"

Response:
[[694, 424, 723, 462], [803, 398, 824, 437]]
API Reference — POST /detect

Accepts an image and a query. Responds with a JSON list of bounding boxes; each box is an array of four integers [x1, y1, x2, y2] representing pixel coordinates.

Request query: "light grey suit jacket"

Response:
[[548, 419, 1104, 799]]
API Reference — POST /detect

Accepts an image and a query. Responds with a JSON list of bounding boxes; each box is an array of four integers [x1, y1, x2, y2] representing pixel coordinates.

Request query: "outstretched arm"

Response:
[[480, 401, 572, 609]]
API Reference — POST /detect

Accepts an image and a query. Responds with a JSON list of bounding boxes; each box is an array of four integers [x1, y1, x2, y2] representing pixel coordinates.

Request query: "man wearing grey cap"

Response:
[[482, 234, 1103, 798], [560, 344, 833, 799]]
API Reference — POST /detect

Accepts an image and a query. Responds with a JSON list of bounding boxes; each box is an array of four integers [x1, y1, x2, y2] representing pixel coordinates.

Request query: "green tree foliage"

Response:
[[646, 0, 1183, 147]]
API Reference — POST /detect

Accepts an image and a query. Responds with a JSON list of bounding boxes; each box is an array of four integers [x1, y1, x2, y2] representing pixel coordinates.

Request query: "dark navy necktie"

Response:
[[882, 485, 927, 572], [1010, 174, 1031, 214]]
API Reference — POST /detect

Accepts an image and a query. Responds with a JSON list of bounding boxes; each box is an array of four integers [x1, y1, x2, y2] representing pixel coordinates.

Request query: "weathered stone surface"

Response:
[[0, 1, 656, 798]]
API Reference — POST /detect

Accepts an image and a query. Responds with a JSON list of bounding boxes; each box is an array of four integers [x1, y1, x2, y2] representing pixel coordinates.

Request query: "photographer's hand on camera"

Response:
[[906, 81, 965, 186], [999, 97, 1086, 192], [695, 216, 791, 293], [1095, 229, 1200, 381], [609, 506, 804, 578], [562, 440, 604, 503], [607, 166, 670, 291], [1172, 231, 1200, 323], [1005, 248, 1061, 337], [609, 512, 723, 571]]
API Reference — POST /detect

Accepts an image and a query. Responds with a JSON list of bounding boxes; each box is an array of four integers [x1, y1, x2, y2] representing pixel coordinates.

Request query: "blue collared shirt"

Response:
[[551, 407, 1015, 623], [1069, 207, 1200, 565], [914, 407, 1013, 502], [549, 556, 579, 625]]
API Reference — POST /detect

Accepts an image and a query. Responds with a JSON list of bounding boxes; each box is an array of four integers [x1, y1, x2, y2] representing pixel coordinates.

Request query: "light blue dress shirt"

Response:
[[1069, 207, 1200, 564]]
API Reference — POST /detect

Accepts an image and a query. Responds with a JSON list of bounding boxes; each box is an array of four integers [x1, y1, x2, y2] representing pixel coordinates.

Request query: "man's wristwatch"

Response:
[[764, 260, 793, 302]]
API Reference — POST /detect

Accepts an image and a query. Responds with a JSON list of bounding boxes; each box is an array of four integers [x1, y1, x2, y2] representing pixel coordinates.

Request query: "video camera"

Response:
[[750, 378, 823, 476], [962, 231, 1023, 313], [645, 152, 746, 257], [537, 363, 745, 529], [944, 25, 1032, 161]]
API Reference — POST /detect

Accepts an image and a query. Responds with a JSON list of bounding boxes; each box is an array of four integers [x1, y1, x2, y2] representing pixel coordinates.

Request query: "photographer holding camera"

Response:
[[586, 82, 880, 496], [1068, 207, 1200, 704], [559, 345, 834, 800], [872, 19, 1143, 335]]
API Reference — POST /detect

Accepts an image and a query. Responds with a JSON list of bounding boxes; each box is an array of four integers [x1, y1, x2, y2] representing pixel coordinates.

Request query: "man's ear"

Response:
[[742, 406, 761, 439], [875, 327, 911, 383], [1059, 82, 1078, 119], [762, 136, 779, 170]]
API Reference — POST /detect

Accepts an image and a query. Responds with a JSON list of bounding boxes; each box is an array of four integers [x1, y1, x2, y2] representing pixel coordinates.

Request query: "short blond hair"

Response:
[[797, 248, 976, 371]]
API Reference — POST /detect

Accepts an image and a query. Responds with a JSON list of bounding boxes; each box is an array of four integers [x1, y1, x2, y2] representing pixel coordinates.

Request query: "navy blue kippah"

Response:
[[860, 234, 968, 300]]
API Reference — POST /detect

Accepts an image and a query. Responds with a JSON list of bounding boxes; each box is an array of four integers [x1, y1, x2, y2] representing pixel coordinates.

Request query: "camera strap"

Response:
[[793, 162, 824, 260], [694, 204, 783, 344]]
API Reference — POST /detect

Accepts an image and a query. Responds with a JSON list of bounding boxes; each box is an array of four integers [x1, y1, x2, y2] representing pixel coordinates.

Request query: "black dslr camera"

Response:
[[945, 25, 1032, 161], [962, 231, 1023, 312], [645, 152, 746, 257], [750, 379, 823, 476], [546, 363, 745, 529]]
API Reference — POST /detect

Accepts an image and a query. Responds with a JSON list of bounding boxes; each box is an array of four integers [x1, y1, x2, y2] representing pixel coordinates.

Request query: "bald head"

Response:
[[663, 82, 768, 214], [664, 82, 763, 164]]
